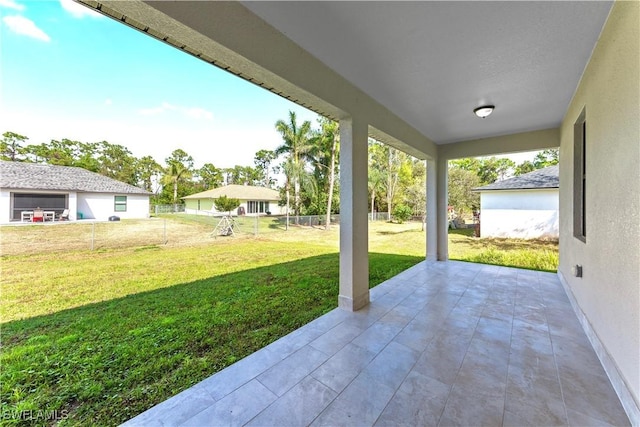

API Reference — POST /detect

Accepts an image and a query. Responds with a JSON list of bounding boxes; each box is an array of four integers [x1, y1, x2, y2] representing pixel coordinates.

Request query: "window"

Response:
[[573, 109, 586, 242], [247, 200, 270, 214], [114, 196, 127, 212]]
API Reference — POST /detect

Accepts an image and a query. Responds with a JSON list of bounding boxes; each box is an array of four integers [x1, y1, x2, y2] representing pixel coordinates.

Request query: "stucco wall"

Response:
[[184, 198, 284, 216], [77, 193, 150, 220], [0, 190, 11, 223], [559, 0, 639, 415], [480, 189, 558, 239]]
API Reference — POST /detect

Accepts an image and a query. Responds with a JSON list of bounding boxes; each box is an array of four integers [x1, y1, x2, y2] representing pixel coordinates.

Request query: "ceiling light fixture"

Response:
[[474, 105, 495, 118]]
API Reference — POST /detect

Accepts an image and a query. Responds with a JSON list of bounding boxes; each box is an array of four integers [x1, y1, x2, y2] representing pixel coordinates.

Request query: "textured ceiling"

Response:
[[242, 1, 612, 144]]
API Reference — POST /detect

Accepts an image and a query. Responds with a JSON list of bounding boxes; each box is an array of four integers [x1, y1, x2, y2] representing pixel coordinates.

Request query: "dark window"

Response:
[[573, 109, 586, 242], [114, 196, 127, 212], [12, 193, 67, 220]]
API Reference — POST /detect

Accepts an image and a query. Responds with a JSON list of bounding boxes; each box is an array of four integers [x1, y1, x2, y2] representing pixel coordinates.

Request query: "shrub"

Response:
[[392, 204, 412, 223]]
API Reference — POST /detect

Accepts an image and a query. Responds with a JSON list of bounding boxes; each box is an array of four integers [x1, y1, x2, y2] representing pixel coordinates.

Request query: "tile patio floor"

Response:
[[123, 261, 630, 427]]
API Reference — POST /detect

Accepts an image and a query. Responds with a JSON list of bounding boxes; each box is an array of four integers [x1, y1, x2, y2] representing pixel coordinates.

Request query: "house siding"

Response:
[[559, 1, 639, 420], [77, 193, 150, 220], [479, 189, 558, 239]]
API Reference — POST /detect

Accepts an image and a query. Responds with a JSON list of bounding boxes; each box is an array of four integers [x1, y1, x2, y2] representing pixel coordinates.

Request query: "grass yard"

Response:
[[0, 217, 557, 426]]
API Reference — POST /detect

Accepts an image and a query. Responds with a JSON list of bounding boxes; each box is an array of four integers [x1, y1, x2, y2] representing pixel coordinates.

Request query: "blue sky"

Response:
[[0, 0, 319, 168], [1, 0, 537, 170]]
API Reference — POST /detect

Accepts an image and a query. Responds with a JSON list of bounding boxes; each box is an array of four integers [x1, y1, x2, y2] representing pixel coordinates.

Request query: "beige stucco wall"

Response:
[[559, 0, 639, 412]]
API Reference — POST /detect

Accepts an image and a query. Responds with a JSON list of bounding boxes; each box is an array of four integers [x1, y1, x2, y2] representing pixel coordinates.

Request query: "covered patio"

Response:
[[77, 0, 638, 425], [124, 261, 629, 426]]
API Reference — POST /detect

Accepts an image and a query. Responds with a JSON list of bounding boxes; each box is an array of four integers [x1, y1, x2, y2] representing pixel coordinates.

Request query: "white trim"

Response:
[[558, 271, 639, 426]]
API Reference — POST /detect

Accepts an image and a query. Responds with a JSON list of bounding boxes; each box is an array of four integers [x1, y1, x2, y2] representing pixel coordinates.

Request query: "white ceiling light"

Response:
[[474, 105, 495, 118]]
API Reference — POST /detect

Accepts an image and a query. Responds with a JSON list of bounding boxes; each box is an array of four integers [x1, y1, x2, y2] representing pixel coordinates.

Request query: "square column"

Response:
[[436, 157, 449, 261], [338, 117, 369, 311], [426, 158, 438, 261]]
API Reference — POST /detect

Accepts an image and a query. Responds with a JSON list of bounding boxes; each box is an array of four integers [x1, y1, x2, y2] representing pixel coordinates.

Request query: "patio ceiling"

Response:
[[241, 1, 613, 145]]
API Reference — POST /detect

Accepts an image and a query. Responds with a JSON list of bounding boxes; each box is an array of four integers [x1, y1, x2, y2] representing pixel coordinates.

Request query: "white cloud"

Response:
[[104, 98, 112, 106], [185, 107, 214, 120], [138, 102, 213, 121], [0, 0, 25, 11], [2, 15, 50, 42], [59, 0, 101, 18]]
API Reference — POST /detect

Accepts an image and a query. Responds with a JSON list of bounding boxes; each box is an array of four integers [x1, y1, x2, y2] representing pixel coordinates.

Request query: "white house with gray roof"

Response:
[[474, 165, 559, 239], [0, 161, 151, 222]]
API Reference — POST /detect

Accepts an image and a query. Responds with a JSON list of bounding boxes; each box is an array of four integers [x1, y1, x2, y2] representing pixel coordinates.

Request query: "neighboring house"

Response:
[[474, 165, 559, 239], [183, 184, 284, 216], [0, 161, 151, 222]]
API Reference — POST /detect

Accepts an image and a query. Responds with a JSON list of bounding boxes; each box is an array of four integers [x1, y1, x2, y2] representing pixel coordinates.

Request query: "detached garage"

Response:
[[0, 160, 151, 222], [474, 165, 559, 239]]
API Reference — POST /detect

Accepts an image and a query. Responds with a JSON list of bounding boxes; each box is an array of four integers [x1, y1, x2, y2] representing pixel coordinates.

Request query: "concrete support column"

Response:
[[426, 158, 438, 261], [338, 117, 370, 311], [436, 157, 449, 260]]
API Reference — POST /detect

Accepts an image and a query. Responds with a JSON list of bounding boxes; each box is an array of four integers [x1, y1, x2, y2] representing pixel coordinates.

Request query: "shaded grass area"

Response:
[[0, 251, 420, 426], [448, 228, 559, 272]]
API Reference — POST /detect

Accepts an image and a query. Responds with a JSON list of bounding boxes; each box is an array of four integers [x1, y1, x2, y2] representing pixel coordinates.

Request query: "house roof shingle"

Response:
[[0, 161, 151, 194], [474, 165, 559, 191], [183, 184, 280, 201]]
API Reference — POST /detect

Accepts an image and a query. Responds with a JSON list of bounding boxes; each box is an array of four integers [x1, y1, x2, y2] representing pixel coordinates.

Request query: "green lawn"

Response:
[[0, 218, 557, 426]]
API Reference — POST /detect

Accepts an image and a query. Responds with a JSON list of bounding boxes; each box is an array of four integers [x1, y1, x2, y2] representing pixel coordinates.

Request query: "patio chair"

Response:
[[58, 209, 70, 221], [32, 208, 44, 223]]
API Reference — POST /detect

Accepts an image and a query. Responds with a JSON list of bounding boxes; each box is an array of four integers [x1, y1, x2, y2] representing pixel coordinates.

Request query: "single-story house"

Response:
[[183, 184, 284, 216], [0, 160, 151, 222], [474, 165, 559, 239]]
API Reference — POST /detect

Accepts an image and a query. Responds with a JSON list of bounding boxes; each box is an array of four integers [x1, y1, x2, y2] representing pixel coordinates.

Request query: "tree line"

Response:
[[1, 123, 558, 222], [0, 131, 278, 206]]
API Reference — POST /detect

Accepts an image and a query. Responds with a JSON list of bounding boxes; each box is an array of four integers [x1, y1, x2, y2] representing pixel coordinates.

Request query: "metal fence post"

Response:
[[163, 218, 167, 244]]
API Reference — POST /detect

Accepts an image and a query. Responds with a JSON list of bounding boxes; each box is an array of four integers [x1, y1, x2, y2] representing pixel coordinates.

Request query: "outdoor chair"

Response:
[[32, 208, 44, 223], [58, 209, 70, 221]]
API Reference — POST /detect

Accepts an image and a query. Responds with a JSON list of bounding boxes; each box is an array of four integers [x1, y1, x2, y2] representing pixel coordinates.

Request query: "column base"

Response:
[[338, 292, 370, 312]]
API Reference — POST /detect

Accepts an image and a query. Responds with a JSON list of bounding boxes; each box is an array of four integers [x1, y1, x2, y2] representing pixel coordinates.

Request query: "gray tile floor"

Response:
[[122, 261, 630, 427]]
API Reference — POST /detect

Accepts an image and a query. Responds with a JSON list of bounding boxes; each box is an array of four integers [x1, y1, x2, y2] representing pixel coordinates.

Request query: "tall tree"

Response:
[[97, 141, 137, 184], [0, 132, 28, 161], [275, 111, 313, 223], [448, 166, 481, 217], [136, 156, 162, 193], [162, 149, 194, 204], [309, 118, 340, 229], [533, 148, 559, 168], [198, 163, 223, 190], [368, 168, 384, 220], [224, 165, 260, 186], [254, 149, 277, 188], [514, 160, 536, 176]]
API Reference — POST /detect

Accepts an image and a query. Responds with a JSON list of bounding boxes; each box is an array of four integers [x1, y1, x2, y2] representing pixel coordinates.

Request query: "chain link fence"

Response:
[[0, 212, 417, 256]]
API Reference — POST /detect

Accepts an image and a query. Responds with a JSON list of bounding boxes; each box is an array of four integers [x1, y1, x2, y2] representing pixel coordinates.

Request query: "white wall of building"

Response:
[[480, 189, 559, 239], [0, 190, 11, 223], [77, 193, 150, 220]]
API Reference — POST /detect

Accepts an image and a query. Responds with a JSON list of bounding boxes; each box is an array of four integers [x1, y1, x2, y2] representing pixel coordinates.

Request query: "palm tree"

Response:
[[275, 111, 313, 224], [309, 118, 339, 230], [162, 161, 192, 205]]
